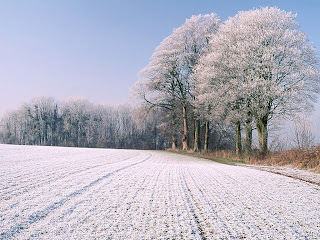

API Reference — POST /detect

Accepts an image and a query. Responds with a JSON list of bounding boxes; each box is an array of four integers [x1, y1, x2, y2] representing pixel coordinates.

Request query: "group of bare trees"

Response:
[[132, 7, 320, 154], [0, 96, 235, 150], [0, 97, 166, 149]]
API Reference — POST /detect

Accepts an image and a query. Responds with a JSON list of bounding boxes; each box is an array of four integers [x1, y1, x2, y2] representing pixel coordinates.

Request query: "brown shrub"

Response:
[[168, 146, 320, 173], [209, 146, 320, 172]]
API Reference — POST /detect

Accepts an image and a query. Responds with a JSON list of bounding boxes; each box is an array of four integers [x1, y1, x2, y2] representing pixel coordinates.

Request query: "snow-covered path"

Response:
[[0, 145, 319, 239]]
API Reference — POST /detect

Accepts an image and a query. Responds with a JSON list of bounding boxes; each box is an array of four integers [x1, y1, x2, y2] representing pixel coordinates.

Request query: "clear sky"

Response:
[[0, 0, 319, 140]]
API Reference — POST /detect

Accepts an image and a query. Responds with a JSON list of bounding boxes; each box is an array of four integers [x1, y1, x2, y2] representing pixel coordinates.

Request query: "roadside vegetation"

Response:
[[169, 146, 320, 173]]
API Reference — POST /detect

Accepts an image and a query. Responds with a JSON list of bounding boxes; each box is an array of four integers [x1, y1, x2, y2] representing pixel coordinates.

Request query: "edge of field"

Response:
[[167, 149, 320, 186]]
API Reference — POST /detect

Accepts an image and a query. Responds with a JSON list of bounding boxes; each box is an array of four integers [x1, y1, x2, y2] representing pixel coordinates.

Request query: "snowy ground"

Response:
[[245, 164, 320, 186], [0, 144, 320, 239]]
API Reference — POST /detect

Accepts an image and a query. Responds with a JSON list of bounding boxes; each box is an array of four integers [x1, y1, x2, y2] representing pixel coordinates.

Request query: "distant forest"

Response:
[[0, 96, 235, 150]]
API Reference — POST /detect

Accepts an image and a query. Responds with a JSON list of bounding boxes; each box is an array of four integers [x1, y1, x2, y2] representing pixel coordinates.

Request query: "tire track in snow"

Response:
[[0, 153, 140, 200], [187, 163, 316, 239], [61, 164, 154, 238], [180, 167, 207, 240], [25, 155, 170, 240], [0, 152, 144, 230], [205, 165, 307, 238], [0, 153, 151, 240], [186, 166, 267, 238], [185, 167, 234, 238]]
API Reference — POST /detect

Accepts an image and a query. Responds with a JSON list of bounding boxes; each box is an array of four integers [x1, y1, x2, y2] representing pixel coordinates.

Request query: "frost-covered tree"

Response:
[[61, 98, 92, 147], [195, 23, 248, 156], [133, 13, 221, 150], [132, 34, 179, 148], [132, 105, 166, 150], [174, 14, 221, 151], [292, 115, 315, 149], [30, 97, 58, 146], [0, 97, 167, 150], [196, 7, 319, 154]]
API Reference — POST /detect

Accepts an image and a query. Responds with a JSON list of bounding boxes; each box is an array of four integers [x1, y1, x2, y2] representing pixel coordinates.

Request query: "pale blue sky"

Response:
[[0, 0, 319, 139]]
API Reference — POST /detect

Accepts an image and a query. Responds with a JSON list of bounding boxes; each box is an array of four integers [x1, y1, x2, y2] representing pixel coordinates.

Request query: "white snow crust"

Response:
[[0, 144, 319, 239]]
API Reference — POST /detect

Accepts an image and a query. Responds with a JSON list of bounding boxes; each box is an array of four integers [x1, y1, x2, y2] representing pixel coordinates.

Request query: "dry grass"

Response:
[[259, 146, 320, 173], [168, 146, 320, 173]]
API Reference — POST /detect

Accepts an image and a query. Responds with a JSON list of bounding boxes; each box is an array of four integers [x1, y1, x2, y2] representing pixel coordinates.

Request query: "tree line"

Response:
[[0, 96, 235, 150], [132, 7, 320, 155], [0, 97, 157, 149]]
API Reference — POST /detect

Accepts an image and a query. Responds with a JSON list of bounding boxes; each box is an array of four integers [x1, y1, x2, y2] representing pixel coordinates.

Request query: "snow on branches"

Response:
[[195, 7, 320, 153], [132, 7, 319, 153]]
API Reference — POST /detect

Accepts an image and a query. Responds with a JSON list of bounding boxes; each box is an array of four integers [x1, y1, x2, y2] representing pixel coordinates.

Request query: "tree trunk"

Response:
[[154, 124, 157, 150], [256, 116, 268, 154], [182, 103, 188, 150], [172, 136, 176, 149], [171, 111, 177, 150], [235, 121, 242, 156], [245, 122, 252, 154], [204, 120, 209, 153], [193, 119, 200, 152]]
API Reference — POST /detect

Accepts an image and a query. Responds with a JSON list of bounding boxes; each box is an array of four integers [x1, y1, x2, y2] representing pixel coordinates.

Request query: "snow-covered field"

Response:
[[0, 144, 319, 239]]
